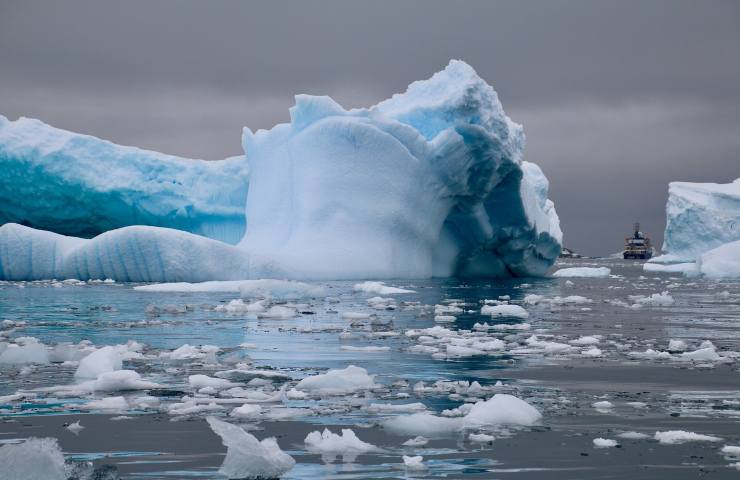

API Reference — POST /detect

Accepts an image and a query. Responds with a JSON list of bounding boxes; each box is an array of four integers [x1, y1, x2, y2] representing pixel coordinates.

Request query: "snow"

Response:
[[206, 416, 295, 479], [593, 438, 618, 448], [0, 60, 561, 281], [661, 179, 740, 261], [0, 437, 66, 480], [353, 281, 415, 294], [480, 304, 529, 318], [0, 115, 249, 244], [552, 267, 611, 278], [295, 365, 378, 395], [654, 430, 722, 445], [304, 428, 378, 461]]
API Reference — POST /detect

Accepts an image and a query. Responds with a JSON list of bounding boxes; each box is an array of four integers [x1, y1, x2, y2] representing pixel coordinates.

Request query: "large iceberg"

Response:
[[0, 60, 562, 281], [659, 179, 740, 262], [0, 115, 248, 244]]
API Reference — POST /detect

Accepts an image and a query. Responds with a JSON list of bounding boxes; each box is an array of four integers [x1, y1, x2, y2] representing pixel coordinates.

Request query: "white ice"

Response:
[[552, 267, 611, 278]]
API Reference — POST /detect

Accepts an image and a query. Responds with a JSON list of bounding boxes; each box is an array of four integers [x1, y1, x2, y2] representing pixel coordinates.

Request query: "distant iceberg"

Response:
[[651, 178, 740, 278], [0, 60, 562, 281]]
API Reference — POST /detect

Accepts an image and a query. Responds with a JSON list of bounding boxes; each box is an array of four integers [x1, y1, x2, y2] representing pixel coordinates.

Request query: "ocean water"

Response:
[[1, 258, 739, 479]]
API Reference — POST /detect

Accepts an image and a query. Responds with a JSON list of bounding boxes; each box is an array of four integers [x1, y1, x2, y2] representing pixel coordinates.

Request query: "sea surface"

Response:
[[1, 258, 739, 479]]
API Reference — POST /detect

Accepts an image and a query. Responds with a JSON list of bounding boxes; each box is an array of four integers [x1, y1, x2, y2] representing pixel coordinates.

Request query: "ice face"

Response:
[[661, 179, 740, 261], [0, 60, 561, 281], [0, 115, 248, 244]]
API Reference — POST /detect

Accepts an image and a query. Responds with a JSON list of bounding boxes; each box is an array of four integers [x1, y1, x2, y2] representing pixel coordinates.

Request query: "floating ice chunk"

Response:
[[0, 338, 49, 364], [340, 345, 391, 352], [570, 336, 601, 346], [617, 431, 650, 439], [258, 305, 297, 319], [593, 438, 618, 448], [88, 370, 158, 391], [434, 315, 457, 323], [679, 346, 722, 362], [189, 374, 239, 390], [549, 295, 592, 305], [384, 413, 462, 437], [75, 345, 122, 379], [643, 262, 698, 274], [631, 291, 675, 306], [469, 433, 495, 443], [481, 304, 529, 318], [367, 402, 427, 413], [654, 430, 722, 445], [207, 416, 295, 479], [230, 403, 262, 419], [65, 420, 84, 435], [0, 437, 66, 480], [581, 347, 603, 357], [295, 365, 378, 395], [667, 339, 689, 352], [402, 455, 425, 470], [552, 267, 610, 278], [83, 396, 129, 412], [354, 282, 415, 294], [464, 394, 542, 428], [722, 445, 740, 457], [402, 436, 429, 446], [215, 299, 267, 314], [592, 401, 614, 412], [304, 428, 379, 462]]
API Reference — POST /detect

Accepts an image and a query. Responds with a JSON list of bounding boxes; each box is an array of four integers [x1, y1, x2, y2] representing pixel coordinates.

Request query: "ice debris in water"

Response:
[[0, 60, 561, 282], [206, 416, 295, 479], [136, 279, 325, 299], [65, 420, 84, 435], [593, 438, 618, 448], [0, 337, 49, 364], [384, 394, 541, 437], [295, 365, 378, 395], [304, 428, 379, 462], [653, 430, 722, 445], [75, 345, 122, 379], [402, 455, 426, 470], [480, 304, 529, 318], [353, 281, 415, 295], [0, 437, 66, 480], [552, 267, 611, 278]]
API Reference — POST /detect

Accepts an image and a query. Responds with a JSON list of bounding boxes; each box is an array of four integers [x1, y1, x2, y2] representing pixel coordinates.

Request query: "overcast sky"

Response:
[[1, 0, 739, 255]]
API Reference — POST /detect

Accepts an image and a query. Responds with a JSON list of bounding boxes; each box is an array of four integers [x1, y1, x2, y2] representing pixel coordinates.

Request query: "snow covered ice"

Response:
[[0, 60, 561, 281]]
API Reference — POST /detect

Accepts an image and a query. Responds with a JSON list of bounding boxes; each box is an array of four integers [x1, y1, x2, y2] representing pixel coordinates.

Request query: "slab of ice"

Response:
[[593, 438, 618, 448], [304, 428, 378, 462], [295, 365, 378, 395], [402, 455, 426, 470], [0, 115, 248, 244], [480, 304, 529, 318], [654, 430, 722, 445], [206, 416, 295, 479], [0, 437, 66, 480], [697, 240, 740, 279], [75, 345, 122, 379], [643, 262, 698, 274], [661, 179, 740, 261], [552, 267, 610, 278], [135, 279, 325, 299], [0, 338, 49, 365], [353, 281, 415, 294], [0, 60, 561, 281]]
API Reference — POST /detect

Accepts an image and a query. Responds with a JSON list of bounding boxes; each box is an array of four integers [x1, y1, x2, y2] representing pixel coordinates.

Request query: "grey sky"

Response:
[[1, 0, 739, 255]]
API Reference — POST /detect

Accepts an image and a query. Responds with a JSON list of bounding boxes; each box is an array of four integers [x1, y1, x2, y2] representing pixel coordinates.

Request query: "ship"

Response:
[[623, 222, 653, 260]]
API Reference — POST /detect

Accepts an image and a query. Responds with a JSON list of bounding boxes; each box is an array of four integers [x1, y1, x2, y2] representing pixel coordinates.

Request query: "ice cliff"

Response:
[[0, 115, 248, 244], [651, 178, 740, 278], [0, 60, 562, 281]]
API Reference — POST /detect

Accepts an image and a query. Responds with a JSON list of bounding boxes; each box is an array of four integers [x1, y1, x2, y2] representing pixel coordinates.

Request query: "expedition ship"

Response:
[[623, 223, 653, 260]]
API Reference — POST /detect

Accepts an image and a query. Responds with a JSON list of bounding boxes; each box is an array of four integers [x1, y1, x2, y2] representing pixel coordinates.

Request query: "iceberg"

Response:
[[0, 60, 561, 281], [659, 179, 740, 262], [652, 179, 740, 278], [0, 115, 248, 244]]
